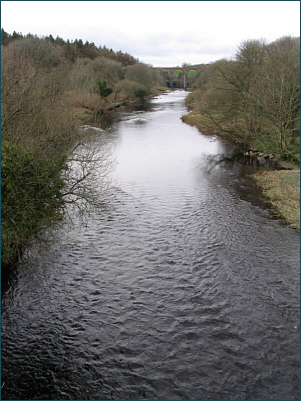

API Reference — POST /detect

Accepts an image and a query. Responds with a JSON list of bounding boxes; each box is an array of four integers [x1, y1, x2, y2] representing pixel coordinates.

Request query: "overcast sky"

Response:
[[1, 1, 300, 66]]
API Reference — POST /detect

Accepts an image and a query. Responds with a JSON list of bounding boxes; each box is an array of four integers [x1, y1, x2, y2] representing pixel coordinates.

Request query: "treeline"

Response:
[[184, 36, 300, 161], [1, 29, 161, 267], [1, 28, 139, 65]]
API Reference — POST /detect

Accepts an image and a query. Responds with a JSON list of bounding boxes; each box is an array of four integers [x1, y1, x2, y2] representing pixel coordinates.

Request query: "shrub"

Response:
[[114, 79, 148, 100], [134, 88, 147, 99], [125, 63, 159, 92], [1, 39, 78, 158], [1, 141, 67, 265], [97, 79, 113, 98]]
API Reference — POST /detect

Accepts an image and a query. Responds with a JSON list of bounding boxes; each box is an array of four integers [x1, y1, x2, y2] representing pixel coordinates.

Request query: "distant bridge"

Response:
[[155, 67, 202, 89]]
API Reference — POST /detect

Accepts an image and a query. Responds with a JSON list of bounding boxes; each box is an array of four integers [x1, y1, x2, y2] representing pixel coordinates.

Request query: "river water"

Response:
[[1, 91, 300, 400]]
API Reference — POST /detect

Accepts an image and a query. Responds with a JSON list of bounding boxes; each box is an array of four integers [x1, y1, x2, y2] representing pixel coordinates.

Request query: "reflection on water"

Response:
[[1, 91, 300, 400]]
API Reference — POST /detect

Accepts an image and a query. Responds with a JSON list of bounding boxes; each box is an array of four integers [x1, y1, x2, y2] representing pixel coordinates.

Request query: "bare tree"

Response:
[[61, 126, 116, 216], [254, 36, 300, 154]]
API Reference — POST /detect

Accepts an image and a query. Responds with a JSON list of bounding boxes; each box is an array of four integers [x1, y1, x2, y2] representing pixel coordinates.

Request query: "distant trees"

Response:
[[1, 28, 139, 65], [68, 56, 158, 105], [188, 64, 210, 91], [1, 28, 23, 45], [186, 36, 300, 159], [125, 63, 159, 90], [110, 63, 159, 100], [114, 79, 146, 100]]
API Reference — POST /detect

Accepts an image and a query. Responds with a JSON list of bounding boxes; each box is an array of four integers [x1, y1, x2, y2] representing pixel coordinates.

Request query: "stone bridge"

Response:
[[155, 67, 202, 89]]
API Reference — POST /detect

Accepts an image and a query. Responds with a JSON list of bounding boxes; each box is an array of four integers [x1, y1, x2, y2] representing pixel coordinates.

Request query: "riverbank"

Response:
[[253, 169, 300, 231], [181, 111, 300, 231], [65, 89, 162, 125]]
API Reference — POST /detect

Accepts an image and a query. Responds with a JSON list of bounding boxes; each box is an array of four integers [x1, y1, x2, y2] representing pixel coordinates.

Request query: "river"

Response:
[[1, 90, 300, 400]]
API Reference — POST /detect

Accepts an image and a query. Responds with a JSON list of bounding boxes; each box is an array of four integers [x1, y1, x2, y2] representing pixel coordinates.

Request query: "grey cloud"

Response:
[[87, 29, 238, 67]]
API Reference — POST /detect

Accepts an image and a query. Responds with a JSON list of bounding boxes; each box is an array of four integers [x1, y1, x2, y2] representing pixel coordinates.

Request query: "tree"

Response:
[[189, 64, 210, 90], [114, 79, 145, 100], [1, 36, 115, 266], [74, 38, 84, 49], [254, 36, 300, 154], [125, 63, 158, 88], [1, 28, 23, 45], [216, 39, 266, 140], [1, 28, 9, 45], [186, 36, 300, 159], [1, 142, 67, 264], [134, 87, 147, 100], [1, 37, 75, 156], [190, 40, 268, 145], [97, 79, 113, 98]]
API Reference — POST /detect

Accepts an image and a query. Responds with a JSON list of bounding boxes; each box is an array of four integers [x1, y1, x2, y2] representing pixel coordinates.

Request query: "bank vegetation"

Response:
[[182, 36, 300, 229], [1, 29, 165, 267]]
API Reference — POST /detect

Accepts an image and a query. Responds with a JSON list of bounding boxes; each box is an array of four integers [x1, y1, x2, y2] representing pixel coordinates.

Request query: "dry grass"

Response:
[[253, 169, 300, 230], [181, 112, 205, 130], [181, 112, 215, 136]]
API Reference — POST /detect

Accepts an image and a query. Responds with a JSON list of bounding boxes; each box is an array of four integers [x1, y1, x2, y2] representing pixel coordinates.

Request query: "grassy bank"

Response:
[[252, 169, 300, 231], [181, 111, 210, 135]]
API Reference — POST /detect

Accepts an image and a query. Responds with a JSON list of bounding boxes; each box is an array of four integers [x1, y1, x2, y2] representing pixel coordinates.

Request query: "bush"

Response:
[[134, 88, 147, 99], [1, 142, 67, 265], [97, 79, 113, 98], [1, 38, 78, 158], [114, 79, 148, 100], [125, 63, 159, 92], [9, 35, 65, 70]]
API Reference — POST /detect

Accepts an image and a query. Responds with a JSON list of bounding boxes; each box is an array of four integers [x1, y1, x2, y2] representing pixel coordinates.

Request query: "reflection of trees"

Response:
[[62, 128, 117, 215]]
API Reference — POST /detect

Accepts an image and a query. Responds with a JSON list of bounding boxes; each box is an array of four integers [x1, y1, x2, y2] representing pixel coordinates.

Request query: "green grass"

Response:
[[251, 134, 300, 164], [250, 136, 279, 155], [187, 70, 198, 77]]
